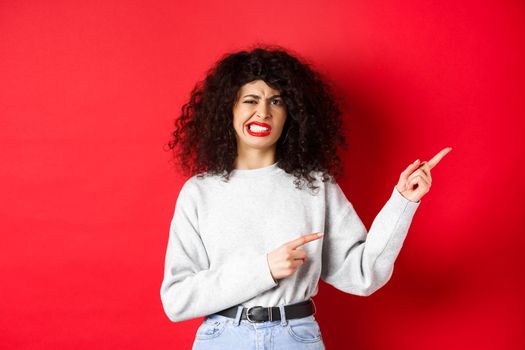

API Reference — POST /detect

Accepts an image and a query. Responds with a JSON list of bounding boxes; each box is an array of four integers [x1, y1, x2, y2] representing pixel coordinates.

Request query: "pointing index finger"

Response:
[[287, 232, 324, 249], [425, 147, 452, 170]]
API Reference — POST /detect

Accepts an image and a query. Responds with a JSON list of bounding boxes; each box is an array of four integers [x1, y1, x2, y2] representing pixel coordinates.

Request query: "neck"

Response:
[[234, 148, 277, 170]]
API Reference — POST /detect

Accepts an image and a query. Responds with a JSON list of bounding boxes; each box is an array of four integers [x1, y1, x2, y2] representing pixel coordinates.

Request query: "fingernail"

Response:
[[414, 159, 420, 164], [317, 232, 324, 237]]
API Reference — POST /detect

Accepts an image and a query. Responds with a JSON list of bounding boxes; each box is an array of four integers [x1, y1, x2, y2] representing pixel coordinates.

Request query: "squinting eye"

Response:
[[244, 100, 256, 104], [272, 100, 283, 105]]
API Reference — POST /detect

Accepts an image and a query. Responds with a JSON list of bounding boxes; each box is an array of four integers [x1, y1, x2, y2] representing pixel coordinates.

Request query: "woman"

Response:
[[160, 45, 451, 349]]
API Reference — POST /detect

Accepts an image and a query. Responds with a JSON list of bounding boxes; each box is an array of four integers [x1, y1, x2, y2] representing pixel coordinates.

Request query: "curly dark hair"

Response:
[[164, 43, 349, 192]]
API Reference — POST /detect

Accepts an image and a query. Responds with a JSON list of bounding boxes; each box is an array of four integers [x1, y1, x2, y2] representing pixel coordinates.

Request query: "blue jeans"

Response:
[[192, 302, 325, 349]]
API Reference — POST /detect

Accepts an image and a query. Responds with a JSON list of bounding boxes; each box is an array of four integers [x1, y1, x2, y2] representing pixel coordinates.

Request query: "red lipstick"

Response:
[[246, 121, 272, 137]]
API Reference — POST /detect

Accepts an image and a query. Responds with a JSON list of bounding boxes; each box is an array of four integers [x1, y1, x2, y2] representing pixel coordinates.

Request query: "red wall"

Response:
[[1, 1, 524, 349]]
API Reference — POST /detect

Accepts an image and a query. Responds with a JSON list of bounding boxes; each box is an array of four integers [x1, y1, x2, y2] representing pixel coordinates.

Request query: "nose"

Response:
[[256, 101, 271, 119]]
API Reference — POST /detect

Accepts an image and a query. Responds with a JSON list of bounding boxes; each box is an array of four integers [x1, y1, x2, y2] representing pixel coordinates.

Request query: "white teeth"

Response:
[[248, 124, 269, 132]]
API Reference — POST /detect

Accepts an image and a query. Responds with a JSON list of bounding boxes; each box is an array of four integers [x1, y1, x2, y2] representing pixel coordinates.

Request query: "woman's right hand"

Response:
[[266, 232, 324, 282]]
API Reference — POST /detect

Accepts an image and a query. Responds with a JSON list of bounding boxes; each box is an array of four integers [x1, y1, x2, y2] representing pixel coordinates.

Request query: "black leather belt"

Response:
[[214, 299, 316, 323]]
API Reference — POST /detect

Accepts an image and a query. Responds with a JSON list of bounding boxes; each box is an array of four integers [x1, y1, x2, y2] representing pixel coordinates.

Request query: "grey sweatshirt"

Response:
[[160, 161, 420, 322]]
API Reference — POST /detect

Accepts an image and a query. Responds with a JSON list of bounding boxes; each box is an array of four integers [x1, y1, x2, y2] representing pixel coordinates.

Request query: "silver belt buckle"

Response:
[[246, 306, 263, 323]]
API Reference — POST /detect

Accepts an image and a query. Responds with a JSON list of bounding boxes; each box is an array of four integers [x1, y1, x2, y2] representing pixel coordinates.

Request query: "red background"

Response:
[[1, 1, 524, 349]]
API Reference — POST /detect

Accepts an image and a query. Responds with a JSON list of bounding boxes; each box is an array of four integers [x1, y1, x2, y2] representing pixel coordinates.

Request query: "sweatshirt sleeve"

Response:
[[160, 179, 278, 323], [320, 182, 420, 296]]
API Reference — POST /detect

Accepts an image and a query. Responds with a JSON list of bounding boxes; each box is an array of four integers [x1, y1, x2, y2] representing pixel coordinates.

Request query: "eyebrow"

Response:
[[242, 94, 282, 99]]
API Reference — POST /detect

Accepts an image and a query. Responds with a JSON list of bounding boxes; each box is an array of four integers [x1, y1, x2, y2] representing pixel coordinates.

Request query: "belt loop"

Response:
[[233, 305, 243, 327], [278, 303, 288, 327]]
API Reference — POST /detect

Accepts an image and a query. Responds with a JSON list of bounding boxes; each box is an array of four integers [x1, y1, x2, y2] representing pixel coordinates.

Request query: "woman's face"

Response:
[[232, 79, 287, 153]]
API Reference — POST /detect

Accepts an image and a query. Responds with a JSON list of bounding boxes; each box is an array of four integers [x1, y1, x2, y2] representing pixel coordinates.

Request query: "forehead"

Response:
[[238, 79, 280, 95]]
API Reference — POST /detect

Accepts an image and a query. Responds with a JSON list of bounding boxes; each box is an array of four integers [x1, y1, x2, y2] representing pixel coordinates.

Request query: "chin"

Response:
[[243, 139, 277, 149]]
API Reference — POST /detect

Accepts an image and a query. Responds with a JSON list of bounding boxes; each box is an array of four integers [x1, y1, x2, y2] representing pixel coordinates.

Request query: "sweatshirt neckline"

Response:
[[230, 161, 282, 178]]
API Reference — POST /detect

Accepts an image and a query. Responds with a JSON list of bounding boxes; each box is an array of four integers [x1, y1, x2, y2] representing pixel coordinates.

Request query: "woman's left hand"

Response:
[[395, 147, 452, 203]]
